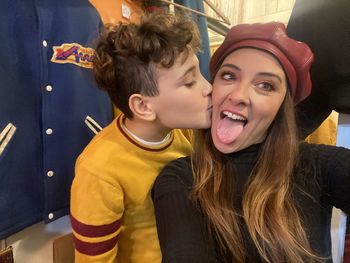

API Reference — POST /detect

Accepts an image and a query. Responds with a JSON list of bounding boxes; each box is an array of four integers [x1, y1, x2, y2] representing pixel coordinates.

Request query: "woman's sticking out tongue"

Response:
[[217, 116, 245, 144]]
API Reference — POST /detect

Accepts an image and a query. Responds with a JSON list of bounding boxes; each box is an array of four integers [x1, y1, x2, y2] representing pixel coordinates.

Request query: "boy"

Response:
[[70, 11, 212, 262]]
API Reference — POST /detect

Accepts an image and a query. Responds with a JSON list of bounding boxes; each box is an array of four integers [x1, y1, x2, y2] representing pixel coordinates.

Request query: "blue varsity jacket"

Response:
[[0, 0, 113, 238]]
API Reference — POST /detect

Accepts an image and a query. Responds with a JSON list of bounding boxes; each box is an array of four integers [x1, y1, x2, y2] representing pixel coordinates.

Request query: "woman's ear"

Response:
[[129, 94, 156, 121]]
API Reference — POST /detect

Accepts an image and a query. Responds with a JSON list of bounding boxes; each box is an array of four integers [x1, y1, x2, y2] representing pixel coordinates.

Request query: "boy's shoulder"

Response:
[[172, 129, 193, 144], [178, 129, 193, 141], [77, 118, 123, 162]]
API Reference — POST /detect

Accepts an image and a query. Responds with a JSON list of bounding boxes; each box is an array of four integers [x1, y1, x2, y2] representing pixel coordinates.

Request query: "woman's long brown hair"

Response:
[[191, 93, 321, 262]]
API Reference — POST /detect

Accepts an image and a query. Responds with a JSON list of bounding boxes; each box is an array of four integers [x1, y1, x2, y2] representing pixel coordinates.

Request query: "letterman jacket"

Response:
[[0, 0, 113, 239]]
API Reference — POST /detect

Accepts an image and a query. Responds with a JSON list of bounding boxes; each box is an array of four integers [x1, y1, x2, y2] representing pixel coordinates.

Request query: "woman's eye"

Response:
[[220, 72, 236, 81], [256, 82, 274, 91]]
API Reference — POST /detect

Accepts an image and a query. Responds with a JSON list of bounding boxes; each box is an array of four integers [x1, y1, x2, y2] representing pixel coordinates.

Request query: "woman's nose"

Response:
[[228, 82, 250, 105]]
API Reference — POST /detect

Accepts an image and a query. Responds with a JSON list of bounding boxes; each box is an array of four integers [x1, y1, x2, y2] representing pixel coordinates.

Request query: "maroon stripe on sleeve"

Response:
[[73, 234, 119, 256], [70, 215, 122, 238]]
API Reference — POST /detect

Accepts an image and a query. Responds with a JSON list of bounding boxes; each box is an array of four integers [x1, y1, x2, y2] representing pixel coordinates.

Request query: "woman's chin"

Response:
[[213, 137, 240, 154]]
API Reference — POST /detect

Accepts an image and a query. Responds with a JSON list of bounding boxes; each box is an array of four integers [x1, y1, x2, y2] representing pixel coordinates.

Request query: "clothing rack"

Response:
[[142, 0, 231, 25]]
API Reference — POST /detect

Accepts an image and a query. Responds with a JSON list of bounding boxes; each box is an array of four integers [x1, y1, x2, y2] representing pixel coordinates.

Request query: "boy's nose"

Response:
[[202, 79, 212, 96]]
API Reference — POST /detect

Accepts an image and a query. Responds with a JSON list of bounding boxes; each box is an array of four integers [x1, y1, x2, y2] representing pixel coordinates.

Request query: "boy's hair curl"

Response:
[[93, 11, 201, 118]]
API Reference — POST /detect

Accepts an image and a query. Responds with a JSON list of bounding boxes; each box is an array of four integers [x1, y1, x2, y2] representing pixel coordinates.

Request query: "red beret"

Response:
[[210, 22, 314, 104]]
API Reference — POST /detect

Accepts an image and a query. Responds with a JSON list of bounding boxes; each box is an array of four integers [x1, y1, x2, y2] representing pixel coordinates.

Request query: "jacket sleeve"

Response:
[[152, 158, 219, 263], [70, 162, 124, 263]]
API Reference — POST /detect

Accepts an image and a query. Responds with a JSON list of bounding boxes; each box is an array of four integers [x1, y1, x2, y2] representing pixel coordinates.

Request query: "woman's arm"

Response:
[[304, 143, 350, 215], [326, 146, 350, 215]]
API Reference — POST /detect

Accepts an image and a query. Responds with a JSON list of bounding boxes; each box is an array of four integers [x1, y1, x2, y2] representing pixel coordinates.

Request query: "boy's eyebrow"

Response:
[[220, 64, 282, 83]]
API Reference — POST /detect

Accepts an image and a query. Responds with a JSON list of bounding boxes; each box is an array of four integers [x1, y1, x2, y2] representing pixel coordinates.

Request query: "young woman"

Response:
[[152, 22, 350, 263]]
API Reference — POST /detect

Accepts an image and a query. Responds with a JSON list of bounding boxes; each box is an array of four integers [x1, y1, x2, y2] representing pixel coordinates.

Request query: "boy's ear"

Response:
[[129, 94, 156, 121]]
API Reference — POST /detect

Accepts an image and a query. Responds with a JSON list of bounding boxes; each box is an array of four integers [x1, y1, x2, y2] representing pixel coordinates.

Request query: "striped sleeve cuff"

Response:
[[70, 215, 121, 256]]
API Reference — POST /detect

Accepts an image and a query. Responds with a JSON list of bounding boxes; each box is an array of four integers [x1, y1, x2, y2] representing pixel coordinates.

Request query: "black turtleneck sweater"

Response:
[[152, 143, 350, 263]]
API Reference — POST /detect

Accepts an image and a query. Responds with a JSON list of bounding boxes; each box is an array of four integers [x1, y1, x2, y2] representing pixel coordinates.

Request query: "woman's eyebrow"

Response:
[[220, 64, 282, 83], [220, 63, 241, 71], [257, 72, 282, 83]]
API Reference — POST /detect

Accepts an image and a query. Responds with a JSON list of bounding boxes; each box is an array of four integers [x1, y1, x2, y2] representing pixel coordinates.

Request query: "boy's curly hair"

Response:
[[93, 11, 201, 118]]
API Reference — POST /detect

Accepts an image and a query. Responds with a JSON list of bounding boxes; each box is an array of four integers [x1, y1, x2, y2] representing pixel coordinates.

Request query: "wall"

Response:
[[205, 0, 295, 26], [208, 0, 296, 54], [242, 0, 295, 24]]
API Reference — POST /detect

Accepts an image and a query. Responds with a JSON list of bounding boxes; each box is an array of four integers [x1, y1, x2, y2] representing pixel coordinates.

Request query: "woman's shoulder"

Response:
[[153, 156, 193, 199], [161, 156, 192, 171], [157, 156, 193, 184]]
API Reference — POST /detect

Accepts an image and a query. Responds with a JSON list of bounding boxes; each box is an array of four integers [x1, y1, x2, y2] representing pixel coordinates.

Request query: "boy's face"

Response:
[[148, 52, 212, 129]]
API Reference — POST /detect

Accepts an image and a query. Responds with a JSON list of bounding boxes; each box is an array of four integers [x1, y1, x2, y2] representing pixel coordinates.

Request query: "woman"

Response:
[[152, 22, 350, 263]]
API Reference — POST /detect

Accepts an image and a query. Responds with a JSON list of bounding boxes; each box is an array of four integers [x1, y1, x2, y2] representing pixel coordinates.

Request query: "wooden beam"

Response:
[[157, 0, 231, 25], [203, 0, 231, 25]]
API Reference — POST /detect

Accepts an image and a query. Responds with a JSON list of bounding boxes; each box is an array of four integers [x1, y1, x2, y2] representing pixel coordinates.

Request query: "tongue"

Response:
[[217, 117, 244, 144]]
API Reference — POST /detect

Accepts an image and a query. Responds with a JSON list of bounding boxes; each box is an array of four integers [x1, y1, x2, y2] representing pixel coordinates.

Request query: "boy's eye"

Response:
[[256, 82, 275, 91], [184, 81, 196, 88]]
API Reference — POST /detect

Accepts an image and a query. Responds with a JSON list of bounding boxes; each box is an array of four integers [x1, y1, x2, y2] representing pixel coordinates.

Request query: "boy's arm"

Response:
[[70, 164, 124, 263]]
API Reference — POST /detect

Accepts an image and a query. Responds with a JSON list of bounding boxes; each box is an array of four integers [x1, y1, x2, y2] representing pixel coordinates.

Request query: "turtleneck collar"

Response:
[[225, 143, 262, 164]]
